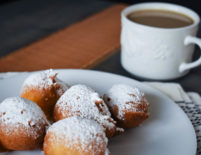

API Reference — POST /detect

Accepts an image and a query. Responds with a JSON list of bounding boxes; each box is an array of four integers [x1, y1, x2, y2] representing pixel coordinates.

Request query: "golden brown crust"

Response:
[[104, 95, 149, 128], [53, 105, 69, 122], [118, 111, 149, 128], [44, 117, 108, 155], [0, 121, 48, 151], [21, 85, 59, 121], [44, 132, 106, 155], [21, 70, 68, 121]]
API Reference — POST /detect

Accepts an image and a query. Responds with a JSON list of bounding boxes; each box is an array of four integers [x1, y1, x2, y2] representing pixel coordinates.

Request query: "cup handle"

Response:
[[179, 36, 201, 73]]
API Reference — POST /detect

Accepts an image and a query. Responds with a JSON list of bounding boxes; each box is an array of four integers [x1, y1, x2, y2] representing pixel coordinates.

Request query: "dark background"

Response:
[[2, 0, 200, 15], [0, 0, 200, 56], [0, 0, 201, 93]]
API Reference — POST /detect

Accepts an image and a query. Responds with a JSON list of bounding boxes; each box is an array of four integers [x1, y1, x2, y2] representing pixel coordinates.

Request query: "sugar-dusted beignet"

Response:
[[21, 69, 69, 120], [44, 116, 109, 155], [104, 84, 149, 128], [0, 97, 49, 151], [54, 84, 123, 138]]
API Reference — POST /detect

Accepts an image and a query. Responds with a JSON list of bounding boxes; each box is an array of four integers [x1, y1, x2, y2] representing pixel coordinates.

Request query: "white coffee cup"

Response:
[[121, 2, 201, 80]]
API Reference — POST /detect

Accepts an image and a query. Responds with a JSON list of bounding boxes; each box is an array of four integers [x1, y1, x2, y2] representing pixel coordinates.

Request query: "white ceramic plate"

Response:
[[0, 69, 197, 155]]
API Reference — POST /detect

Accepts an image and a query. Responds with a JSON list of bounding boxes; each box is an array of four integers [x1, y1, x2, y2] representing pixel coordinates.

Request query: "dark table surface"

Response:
[[0, 0, 201, 94]]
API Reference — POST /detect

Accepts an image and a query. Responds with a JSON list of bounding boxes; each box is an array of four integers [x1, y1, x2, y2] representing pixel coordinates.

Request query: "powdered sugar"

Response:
[[54, 77, 69, 96], [47, 116, 108, 154], [104, 84, 149, 119], [22, 69, 55, 89], [56, 84, 116, 131], [0, 97, 48, 137], [21, 69, 68, 95]]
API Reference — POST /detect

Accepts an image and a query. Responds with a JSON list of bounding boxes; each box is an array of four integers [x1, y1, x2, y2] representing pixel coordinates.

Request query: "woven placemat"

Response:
[[0, 4, 126, 72]]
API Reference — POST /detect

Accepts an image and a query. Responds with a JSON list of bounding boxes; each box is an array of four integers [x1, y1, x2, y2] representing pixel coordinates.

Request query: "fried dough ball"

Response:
[[0, 97, 49, 151], [44, 116, 109, 155], [103, 84, 149, 128], [21, 69, 69, 120], [54, 84, 123, 138]]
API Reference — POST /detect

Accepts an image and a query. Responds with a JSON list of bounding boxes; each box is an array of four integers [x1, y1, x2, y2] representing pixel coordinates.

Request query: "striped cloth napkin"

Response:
[[145, 82, 201, 155]]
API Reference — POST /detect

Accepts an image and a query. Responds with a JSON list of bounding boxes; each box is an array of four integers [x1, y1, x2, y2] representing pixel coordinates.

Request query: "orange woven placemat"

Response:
[[0, 4, 126, 72]]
